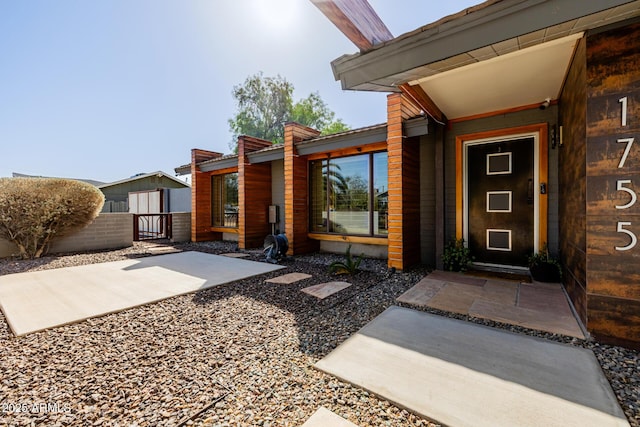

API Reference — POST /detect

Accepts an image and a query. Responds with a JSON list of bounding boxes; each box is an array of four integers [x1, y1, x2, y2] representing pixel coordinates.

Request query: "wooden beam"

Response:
[[310, 0, 393, 51], [399, 83, 446, 124]]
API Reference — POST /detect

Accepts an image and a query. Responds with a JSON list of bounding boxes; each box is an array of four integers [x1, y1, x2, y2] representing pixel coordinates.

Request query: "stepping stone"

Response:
[[301, 407, 358, 427], [302, 281, 351, 299], [265, 272, 312, 284], [146, 246, 181, 255], [221, 253, 249, 258]]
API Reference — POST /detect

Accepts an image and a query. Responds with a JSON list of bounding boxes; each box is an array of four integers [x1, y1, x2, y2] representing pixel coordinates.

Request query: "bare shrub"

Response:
[[0, 178, 105, 259]]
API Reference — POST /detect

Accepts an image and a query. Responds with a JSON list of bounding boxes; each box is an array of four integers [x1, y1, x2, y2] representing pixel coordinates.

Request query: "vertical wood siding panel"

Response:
[[584, 23, 640, 348]]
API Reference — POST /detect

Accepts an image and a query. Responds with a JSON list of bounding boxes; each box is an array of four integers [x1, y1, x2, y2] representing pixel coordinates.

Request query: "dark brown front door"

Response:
[[467, 137, 535, 266]]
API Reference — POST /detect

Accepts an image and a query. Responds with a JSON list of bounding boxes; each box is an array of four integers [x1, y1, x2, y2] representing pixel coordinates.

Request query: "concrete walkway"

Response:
[[0, 251, 284, 336], [315, 306, 629, 427]]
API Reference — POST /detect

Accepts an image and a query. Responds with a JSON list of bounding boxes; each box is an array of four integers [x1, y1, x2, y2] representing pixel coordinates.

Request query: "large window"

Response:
[[211, 172, 238, 228], [310, 152, 388, 236]]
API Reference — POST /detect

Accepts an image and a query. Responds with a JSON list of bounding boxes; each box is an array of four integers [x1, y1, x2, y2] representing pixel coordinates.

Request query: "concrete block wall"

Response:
[[0, 213, 133, 258], [50, 213, 133, 254], [170, 212, 191, 243]]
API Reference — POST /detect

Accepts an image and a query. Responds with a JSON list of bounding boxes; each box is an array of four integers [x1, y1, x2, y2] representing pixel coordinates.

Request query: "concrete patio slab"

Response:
[[0, 251, 284, 336], [315, 306, 628, 427], [302, 281, 351, 299], [301, 407, 358, 427], [265, 272, 312, 284]]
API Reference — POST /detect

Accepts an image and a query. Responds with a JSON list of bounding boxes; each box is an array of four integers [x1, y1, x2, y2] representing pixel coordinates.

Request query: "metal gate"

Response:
[[133, 214, 172, 241]]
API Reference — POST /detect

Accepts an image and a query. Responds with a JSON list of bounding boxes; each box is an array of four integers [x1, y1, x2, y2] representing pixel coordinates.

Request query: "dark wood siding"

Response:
[[585, 22, 640, 347], [559, 36, 588, 324], [420, 132, 437, 266]]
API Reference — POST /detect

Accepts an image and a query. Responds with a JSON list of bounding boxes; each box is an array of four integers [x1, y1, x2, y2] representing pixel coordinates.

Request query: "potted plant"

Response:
[[442, 239, 474, 272], [528, 244, 562, 282]]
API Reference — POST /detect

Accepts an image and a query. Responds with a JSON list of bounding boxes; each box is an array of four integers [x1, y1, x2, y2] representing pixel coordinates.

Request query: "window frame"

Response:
[[309, 151, 388, 238], [211, 171, 239, 229]]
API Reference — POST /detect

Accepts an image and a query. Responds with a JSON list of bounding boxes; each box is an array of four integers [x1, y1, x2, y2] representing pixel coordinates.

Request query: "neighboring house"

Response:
[[11, 170, 191, 214], [177, 0, 640, 348], [98, 171, 191, 213]]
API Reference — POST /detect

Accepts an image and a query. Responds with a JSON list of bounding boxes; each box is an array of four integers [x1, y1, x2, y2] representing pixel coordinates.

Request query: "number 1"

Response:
[[619, 97, 627, 127]]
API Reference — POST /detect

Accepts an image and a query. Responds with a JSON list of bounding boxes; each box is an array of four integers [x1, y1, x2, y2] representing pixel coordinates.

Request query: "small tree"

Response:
[[0, 178, 105, 259], [228, 72, 350, 150]]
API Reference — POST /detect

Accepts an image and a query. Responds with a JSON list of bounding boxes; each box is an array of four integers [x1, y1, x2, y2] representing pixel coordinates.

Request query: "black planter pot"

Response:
[[529, 262, 561, 283]]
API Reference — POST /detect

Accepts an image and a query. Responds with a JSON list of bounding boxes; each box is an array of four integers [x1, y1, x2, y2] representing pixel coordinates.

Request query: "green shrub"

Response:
[[328, 244, 364, 275], [0, 178, 105, 259], [442, 238, 474, 272]]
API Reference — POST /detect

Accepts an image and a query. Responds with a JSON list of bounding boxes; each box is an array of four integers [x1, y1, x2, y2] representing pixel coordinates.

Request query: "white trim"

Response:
[[486, 152, 512, 175], [486, 229, 512, 251], [487, 191, 512, 213]]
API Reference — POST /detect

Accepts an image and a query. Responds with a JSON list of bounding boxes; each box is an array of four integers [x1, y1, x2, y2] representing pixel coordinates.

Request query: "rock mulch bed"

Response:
[[0, 242, 638, 426]]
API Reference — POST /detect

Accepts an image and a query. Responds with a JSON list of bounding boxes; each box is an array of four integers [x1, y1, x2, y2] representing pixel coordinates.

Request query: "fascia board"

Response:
[[296, 127, 387, 156], [332, 0, 635, 90], [199, 157, 238, 173], [247, 148, 284, 164]]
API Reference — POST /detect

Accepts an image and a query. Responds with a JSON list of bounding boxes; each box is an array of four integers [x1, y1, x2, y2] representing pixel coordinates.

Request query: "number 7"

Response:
[[618, 138, 634, 168]]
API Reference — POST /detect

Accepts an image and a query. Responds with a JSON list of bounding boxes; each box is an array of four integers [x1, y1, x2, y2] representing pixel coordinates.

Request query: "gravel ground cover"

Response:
[[0, 241, 638, 426]]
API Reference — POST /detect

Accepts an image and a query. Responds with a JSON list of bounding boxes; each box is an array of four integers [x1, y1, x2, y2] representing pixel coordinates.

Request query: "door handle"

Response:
[[527, 179, 533, 204]]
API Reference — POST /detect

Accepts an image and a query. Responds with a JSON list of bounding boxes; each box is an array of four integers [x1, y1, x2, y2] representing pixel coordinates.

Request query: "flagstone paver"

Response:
[[302, 281, 351, 299], [397, 270, 585, 338], [396, 277, 446, 306], [265, 272, 312, 284]]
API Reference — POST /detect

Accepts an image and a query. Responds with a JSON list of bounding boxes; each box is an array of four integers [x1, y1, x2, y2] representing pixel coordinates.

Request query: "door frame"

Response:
[[455, 123, 548, 265]]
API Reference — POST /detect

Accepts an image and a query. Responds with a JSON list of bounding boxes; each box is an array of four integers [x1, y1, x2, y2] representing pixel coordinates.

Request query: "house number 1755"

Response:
[[615, 96, 637, 251]]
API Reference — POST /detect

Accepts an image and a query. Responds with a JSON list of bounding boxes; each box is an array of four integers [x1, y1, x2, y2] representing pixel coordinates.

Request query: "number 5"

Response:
[[616, 179, 637, 209], [616, 222, 637, 251]]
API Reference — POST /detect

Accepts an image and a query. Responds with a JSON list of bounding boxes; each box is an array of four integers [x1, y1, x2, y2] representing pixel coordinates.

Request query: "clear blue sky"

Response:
[[0, 0, 479, 183]]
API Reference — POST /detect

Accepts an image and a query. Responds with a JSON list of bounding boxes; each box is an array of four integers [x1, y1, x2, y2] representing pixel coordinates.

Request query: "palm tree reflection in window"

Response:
[[310, 152, 387, 236]]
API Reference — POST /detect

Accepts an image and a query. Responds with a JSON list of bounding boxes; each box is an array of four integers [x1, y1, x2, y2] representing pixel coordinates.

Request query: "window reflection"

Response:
[[310, 152, 387, 236], [212, 172, 238, 227]]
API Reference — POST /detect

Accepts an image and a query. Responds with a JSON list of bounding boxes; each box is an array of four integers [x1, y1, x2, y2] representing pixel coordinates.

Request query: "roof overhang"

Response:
[[199, 156, 239, 173], [330, 0, 640, 119], [176, 120, 431, 175]]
